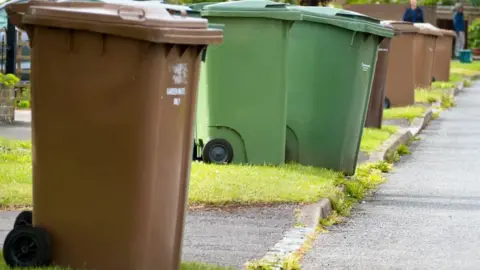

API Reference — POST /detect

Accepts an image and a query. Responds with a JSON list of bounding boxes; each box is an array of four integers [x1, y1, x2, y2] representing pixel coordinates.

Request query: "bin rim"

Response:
[[438, 28, 456, 37], [298, 13, 394, 38], [286, 6, 393, 38], [413, 23, 443, 37], [200, 0, 302, 21], [288, 6, 380, 24], [7, 1, 224, 45], [381, 20, 419, 35], [188, 2, 217, 12]]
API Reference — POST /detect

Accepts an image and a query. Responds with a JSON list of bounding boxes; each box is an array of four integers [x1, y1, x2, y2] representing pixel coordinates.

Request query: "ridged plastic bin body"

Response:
[[196, 9, 295, 165], [285, 7, 392, 175]]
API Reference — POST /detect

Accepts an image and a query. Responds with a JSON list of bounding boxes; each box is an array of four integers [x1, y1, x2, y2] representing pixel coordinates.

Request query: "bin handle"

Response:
[[5, 4, 34, 45], [117, 6, 146, 21]]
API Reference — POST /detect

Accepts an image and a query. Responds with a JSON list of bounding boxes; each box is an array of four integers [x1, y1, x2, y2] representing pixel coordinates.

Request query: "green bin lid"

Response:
[[288, 6, 394, 38], [189, 2, 217, 12], [201, 0, 302, 21]]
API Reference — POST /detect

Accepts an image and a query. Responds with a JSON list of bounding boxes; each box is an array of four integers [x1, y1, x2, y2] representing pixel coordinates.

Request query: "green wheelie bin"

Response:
[[285, 6, 394, 175], [195, 1, 301, 165]]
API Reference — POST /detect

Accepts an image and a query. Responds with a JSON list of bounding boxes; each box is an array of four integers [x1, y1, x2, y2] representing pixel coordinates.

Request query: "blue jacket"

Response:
[[453, 11, 465, 32], [403, 7, 424, 23]]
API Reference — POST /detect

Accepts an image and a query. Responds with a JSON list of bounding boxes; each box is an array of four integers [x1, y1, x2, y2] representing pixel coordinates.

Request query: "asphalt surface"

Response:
[[182, 206, 296, 268], [302, 81, 480, 269], [0, 110, 31, 140], [0, 207, 296, 268]]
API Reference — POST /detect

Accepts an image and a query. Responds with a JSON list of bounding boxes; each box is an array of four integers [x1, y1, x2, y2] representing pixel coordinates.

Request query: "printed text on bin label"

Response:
[[361, 63, 371, 72], [167, 88, 186, 96]]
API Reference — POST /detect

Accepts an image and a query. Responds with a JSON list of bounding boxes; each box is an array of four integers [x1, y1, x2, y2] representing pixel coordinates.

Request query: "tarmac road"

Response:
[[302, 81, 480, 269]]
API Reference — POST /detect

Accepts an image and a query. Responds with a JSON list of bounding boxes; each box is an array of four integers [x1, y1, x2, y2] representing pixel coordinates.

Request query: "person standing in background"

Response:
[[403, 0, 424, 23], [453, 3, 466, 58]]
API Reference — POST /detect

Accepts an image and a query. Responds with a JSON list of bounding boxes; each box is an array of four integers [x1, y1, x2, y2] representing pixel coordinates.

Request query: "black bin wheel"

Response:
[[3, 226, 52, 268], [14, 210, 32, 229], [202, 138, 234, 164], [384, 97, 391, 109]]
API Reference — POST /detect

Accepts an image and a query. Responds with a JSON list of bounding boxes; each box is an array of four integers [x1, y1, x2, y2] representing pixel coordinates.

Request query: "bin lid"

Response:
[[7, 1, 224, 45], [381, 20, 419, 35], [200, 0, 302, 21], [438, 28, 456, 37], [106, 1, 196, 16], [189, 2, 217, 12], [288, 6, 393, 38], [413, 23, 443, 37]]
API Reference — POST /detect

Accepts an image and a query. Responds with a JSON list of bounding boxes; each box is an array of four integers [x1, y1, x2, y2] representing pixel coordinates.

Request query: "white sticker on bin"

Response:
[[172, 63, 188, 85], [361, 63, 371, 72], [173, 98, 181, 106], [167, 88, 186, 96]]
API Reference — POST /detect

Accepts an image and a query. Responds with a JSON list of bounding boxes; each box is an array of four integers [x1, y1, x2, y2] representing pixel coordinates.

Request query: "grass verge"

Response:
[[415, 88, 455, 109], [0, 143, 346, 208], [383, 106, 426, 123], [189, 163, 344, 207], [450, 61, 480, 72], [415, 87, 445, 104], [0, 119, 401, 210], [0, 252, 233, 270], [0, 137, 385, 212], [360, 125, 398, 153], [451, 61, 480, 76], [431, 81, 455, 89]]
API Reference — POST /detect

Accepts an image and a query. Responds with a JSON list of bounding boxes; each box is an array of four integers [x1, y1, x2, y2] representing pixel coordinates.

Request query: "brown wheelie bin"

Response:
[[4, 1, 223, 270], [381, 21, 418, 108], [413, 23, 442, 88], [434, 28, 456, 81], [365, 25, 393, 128]]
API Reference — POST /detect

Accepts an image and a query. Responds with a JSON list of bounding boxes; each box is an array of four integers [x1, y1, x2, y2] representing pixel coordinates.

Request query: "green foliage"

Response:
[[16, 100, 30, 109], [441, 94, 455, 109], [469, 18, 480, 49], [0, 73, 19, 87], [423, 0, 455, 5], [396, 144, 411, 156], [16, 88, 31, 109]]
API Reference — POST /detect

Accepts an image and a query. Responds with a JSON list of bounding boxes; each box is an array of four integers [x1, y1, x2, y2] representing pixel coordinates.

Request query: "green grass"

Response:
[[431, 81, 455, 89], [0, 124, 399, 216], [360, 125, 398, 153], [415, 87, 455, 109], [415, 88, 446, 104], [451, 61, 480, 72], [0, 138, 347, 208], [396, 144, 411, 156], [189, 163, 344, 206], [383, 106, 426, 122], [451, 61, 480, 77], [0, 251, 232, 270]]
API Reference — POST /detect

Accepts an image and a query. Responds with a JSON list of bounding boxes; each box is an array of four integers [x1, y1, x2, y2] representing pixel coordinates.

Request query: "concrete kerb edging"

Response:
[[251, 79, 469, 269]]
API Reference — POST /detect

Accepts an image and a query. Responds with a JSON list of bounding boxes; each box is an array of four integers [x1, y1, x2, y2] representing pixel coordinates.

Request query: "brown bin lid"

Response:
[[413, 23, 443, 37], [438, 28, 456, 37], [381, 20, 419, 35], [7, 0, 223, 45]]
